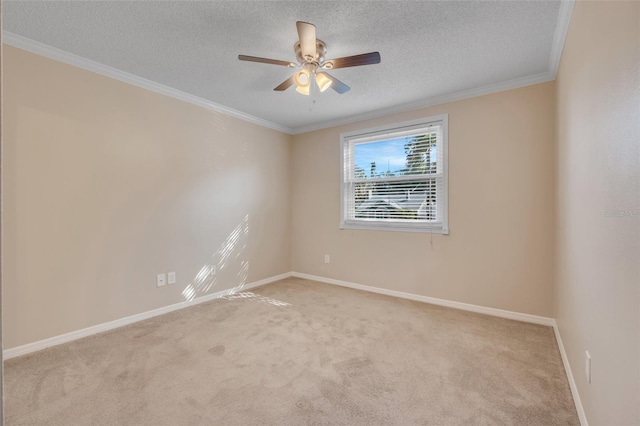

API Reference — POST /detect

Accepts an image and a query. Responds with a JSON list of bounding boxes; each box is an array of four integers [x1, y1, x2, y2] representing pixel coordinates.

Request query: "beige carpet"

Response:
[[5, 277, 579, 425]]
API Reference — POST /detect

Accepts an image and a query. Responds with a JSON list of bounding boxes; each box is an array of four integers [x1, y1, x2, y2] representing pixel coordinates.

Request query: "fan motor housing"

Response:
[[294, 39, 327, 65]]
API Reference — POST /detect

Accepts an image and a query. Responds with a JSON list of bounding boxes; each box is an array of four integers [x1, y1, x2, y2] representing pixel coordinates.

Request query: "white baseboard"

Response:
[[291, 271, 587, 424], [552, 320, 589, 425], [291, 272, 555, 326], [3, 272, 292, 360], [4, 269, 586, 426]]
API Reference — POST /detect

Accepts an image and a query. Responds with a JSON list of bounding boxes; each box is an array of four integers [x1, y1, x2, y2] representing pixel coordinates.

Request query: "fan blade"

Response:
[[274, 75, 296, 91], [324, 73, 350, 94], [322, 52, 381, 69], [238, 55, 296, 67], [296, 21, 317, 60]]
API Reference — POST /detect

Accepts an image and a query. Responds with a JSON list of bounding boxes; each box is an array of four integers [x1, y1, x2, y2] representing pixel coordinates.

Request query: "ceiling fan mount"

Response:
[[294, 39, 327, 66], [238, 21, 381, 95]]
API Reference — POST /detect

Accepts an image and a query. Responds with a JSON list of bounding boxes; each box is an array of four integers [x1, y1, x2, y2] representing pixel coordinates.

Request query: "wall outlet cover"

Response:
[[157, 273, 166, 287], [585, 350, 592, 384]]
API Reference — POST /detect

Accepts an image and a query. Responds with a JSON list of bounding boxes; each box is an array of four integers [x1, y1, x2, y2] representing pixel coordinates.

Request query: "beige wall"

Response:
[[2, 46, 292, 348], [1, 4, 4, 421], [555, 1, 640, 424], [292, 82, 556, 317], [5, 4, 639, 421]]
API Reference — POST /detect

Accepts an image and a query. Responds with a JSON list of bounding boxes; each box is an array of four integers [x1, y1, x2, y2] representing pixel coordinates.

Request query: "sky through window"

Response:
[[354, 137, 408, 177]]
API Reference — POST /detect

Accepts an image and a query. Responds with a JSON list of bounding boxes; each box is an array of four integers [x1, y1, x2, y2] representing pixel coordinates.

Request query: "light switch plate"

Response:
[[168, 272, 176, 285]]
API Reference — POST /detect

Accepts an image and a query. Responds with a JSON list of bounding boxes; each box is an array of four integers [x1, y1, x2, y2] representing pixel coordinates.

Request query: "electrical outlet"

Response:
[[210, 265, 217, 276], [324, 255, 330, 264], [157, 273, 166, 287], [168, 271, 176, 285], [585, 351, 592, 384]]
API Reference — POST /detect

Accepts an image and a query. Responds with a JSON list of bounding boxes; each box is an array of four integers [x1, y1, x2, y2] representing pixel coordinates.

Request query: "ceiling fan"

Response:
[[238, 21, 381, 95]]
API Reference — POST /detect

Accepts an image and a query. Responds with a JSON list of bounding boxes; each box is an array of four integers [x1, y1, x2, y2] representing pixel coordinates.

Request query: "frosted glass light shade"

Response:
[[315, 72, 332, 92], [295, 84, 310, 95], [294, 69, 311, 95], [294, 70, 310, 87]]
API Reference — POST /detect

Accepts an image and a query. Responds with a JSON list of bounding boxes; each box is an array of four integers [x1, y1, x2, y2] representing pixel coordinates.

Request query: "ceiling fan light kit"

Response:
[[315, 72, 332, 92], [294, 70, 310, 95], [239, 21, 381, 96], [294, 67, 311, 87]]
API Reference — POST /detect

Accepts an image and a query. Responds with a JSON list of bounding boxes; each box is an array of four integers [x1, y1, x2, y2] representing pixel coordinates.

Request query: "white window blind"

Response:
[[340, 115, 449, 233]]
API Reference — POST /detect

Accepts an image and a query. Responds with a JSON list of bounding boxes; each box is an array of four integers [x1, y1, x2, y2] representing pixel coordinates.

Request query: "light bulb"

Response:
[[294, 70, 310, 87], [294, 69, 311, 95]]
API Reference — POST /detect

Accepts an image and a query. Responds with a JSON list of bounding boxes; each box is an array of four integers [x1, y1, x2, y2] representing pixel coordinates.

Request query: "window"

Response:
[[340, 115, 448, 233]]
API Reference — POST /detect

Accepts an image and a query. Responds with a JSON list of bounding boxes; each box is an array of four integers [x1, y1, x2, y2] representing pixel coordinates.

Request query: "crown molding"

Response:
[[4, 0, 574, 138], [549, 0, 575, 79], [286, 0, 574, 135], [290, 70, 555, 134], [2, 31, 295, 135]]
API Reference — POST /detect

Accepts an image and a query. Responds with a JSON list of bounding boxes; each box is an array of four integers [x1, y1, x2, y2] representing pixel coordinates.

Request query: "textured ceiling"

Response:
[[3, 1, 570, 134]]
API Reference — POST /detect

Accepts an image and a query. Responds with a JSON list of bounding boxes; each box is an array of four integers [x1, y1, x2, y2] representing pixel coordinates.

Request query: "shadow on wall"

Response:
[[182, 214, 250, 302]]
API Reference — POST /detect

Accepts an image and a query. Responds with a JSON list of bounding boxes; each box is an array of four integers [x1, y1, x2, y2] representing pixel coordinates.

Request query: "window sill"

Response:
[[340, 221, 449, 234]]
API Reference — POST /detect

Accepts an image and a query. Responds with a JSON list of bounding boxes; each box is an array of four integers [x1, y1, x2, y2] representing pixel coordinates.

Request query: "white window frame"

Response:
[[340, 114, 449, 234]]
